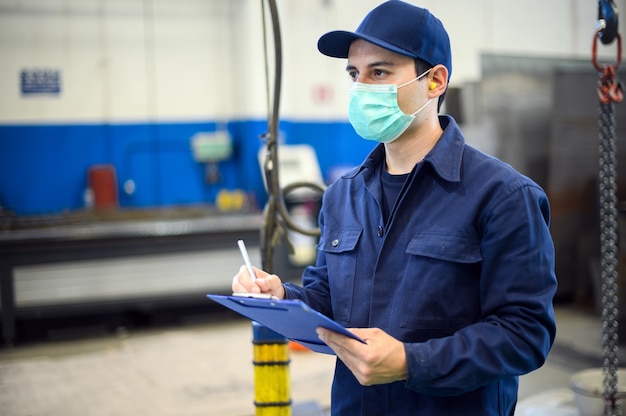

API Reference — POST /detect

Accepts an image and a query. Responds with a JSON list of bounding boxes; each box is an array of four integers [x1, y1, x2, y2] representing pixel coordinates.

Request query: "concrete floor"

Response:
[[0, 304, 621, 416]]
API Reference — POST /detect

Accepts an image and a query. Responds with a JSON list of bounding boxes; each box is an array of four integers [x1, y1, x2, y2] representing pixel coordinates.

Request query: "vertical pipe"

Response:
[[255, 1, 291, 414]]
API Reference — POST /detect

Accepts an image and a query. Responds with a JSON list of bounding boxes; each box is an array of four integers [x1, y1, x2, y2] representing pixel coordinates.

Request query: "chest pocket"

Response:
[[318, 227, 362, 322], [401, 232, 483, 334]]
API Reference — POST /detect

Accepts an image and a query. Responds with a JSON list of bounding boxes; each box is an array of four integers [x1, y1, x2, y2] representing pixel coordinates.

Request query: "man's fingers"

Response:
[[232, 265, 261, 293]]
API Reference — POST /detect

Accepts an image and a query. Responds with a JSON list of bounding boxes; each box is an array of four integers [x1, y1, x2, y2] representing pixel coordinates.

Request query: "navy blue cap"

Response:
[[317, 0, 452, 80]]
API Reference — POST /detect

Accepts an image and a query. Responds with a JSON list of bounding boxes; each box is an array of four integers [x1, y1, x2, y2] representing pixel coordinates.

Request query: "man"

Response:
[[233, 1, 557, 414]]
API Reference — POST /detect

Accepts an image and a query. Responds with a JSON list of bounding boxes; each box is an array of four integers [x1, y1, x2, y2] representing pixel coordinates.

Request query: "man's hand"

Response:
[[316, 327, 408, 386], [231, 265, 285, 299]]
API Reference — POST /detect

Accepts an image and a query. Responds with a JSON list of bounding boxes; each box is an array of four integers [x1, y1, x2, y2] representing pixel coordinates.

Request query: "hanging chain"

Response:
[[592, 10, 623, 412], [599, 93, 622, 416]]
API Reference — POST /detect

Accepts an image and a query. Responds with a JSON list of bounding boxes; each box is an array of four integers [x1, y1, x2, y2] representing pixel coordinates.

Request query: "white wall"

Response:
[[281, 0, 626, 119], [1, 0, 624, 123], [0, 0, 244, 122]]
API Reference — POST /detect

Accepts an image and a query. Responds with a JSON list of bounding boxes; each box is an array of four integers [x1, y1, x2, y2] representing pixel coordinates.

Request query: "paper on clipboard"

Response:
[[207, 294, 365, 355]]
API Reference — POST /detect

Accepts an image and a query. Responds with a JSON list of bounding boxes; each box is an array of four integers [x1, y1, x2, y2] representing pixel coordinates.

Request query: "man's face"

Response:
[[346, 39, 428, 117]]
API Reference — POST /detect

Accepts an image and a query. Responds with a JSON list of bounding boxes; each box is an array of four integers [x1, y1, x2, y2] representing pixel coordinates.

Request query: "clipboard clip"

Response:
[[232, 292, 280, 300]]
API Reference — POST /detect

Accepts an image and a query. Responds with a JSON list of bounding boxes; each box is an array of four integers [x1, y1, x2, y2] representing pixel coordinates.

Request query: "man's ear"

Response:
[[428, 64, 448, 96]]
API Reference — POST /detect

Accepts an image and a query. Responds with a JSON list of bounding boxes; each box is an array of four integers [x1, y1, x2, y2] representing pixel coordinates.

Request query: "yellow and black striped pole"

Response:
[[252, 321, 291, 415]]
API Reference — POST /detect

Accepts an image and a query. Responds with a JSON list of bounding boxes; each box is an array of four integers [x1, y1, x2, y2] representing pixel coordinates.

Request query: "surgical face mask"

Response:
[[348, 69, 432, 143]]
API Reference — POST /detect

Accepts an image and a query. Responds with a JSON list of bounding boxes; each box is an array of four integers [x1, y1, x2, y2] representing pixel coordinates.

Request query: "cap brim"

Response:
[[318, 30, 418, 59]]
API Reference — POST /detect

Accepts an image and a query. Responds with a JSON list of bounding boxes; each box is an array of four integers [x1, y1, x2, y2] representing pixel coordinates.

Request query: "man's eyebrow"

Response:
[[345, 60, 396, 71]]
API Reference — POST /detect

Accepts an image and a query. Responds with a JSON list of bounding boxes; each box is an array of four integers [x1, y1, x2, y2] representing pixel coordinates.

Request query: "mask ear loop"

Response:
[[398, 68, 433, 89], [400, 68, 434, 116], [409, 98, 433, 116]]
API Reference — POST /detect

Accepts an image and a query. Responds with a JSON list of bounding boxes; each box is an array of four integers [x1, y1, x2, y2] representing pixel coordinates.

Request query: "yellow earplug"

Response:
[[429, 81, 437, 90]]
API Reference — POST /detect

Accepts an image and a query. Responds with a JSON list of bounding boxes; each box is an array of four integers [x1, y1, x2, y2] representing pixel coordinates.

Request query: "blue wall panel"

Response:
[[0, 119, 368, 216], [0, 124, 109, 215]]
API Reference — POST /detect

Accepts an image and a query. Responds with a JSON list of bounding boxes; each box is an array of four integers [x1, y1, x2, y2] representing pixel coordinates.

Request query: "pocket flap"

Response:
[[318, 228, 362, 253], [406, 232, 481, 263]]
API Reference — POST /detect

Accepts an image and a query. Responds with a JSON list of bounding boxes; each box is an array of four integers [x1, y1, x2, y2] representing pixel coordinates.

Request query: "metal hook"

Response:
[[592, 31, 622, 72], [598, 0, 619, 45]]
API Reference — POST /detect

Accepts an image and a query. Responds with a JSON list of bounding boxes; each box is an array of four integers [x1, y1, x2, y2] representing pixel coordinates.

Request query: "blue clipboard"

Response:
[[207, 294, 365, 355]]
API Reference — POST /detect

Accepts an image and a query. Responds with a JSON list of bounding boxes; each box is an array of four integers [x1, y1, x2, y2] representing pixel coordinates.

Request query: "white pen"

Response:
[[237, 239, 258, 282]]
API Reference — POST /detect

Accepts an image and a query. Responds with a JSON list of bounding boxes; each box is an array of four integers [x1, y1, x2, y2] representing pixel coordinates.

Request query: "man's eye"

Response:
[[348, 71, 358, 81]]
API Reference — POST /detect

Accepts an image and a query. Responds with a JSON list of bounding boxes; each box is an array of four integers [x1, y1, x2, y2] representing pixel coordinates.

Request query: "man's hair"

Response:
[[414, 58, 446, 111]]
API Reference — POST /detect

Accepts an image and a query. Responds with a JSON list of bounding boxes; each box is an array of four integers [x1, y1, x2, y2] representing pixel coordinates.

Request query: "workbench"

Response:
[[0, 209, 263, 346]]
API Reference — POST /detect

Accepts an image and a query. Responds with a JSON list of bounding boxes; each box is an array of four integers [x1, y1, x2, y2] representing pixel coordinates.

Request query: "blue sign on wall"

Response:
[[20, 68, 61, 95]]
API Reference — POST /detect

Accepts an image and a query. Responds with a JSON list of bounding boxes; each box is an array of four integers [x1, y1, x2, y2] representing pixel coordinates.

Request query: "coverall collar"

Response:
[[347, 115, 464, 183]]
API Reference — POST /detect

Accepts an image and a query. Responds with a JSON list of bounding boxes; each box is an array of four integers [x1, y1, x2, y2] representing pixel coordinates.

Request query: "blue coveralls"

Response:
[[283, 115, 557, 415]]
